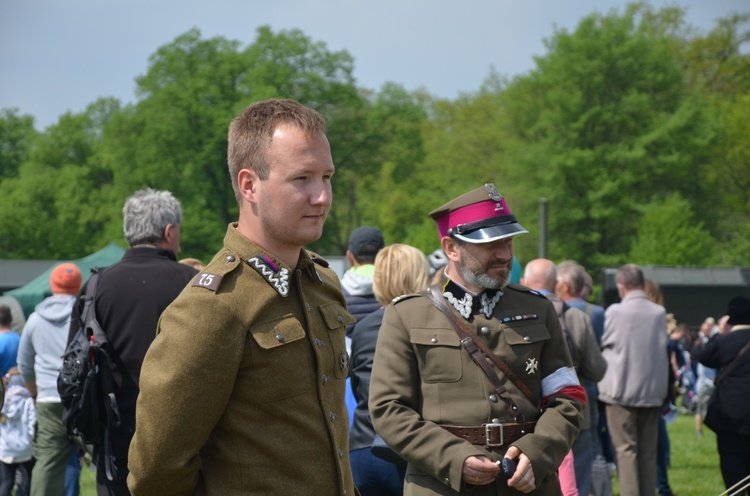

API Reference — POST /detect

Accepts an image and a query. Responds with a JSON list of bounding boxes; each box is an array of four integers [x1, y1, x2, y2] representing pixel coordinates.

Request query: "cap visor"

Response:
[[454, 223, 528, 244]]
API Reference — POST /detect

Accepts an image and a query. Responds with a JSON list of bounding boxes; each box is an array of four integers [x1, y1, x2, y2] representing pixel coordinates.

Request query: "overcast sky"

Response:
[[1, 0, 746, 130]]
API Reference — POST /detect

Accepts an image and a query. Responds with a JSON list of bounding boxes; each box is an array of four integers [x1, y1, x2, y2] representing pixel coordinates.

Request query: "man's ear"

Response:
[[616, 282, 625, 298], [237, 168, 259, 203], [346, 250, 358, 267], [441, 236, 460, 264], [164, 223, 175, 242]]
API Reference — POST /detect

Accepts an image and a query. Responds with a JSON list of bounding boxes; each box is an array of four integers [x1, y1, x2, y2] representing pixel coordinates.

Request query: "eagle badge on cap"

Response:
[[485, 184, 505, 212], [485, 183, 503, 201]]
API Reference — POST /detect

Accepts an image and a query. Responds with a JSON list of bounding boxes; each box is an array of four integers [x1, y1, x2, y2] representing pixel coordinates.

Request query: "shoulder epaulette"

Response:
[[505, 283, 548, 299], [392, 293, 422, 304], [191, 252, 241, 292], [307, 251, 330, 268]]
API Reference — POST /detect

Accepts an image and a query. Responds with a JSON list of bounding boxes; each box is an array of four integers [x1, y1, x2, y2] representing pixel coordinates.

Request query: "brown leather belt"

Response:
[[441, 421, 536, 447]]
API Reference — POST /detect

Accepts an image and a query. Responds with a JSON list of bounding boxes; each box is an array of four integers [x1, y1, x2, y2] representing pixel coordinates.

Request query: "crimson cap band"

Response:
[[429, 183, 528, 243]]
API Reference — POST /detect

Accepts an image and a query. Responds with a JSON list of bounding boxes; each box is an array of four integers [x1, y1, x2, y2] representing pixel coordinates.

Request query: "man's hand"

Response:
[[462, 455, 500, 486], [504, 446, 536, 493]]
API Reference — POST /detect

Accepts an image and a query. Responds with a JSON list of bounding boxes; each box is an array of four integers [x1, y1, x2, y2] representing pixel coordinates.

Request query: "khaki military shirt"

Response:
[[369, 280, 584, 496], [128, 224, 356, 496]]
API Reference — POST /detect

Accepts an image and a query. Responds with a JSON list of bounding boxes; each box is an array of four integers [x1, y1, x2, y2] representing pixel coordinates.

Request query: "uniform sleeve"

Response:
[[574, 313, 607, 383], [369, 304, 483, 492], [127, 289, 246, 496], [512, 300, 585, 484]]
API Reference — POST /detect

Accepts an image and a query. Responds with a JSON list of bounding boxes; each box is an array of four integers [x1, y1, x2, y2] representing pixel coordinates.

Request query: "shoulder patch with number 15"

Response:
[[192, 272, 223, 292]]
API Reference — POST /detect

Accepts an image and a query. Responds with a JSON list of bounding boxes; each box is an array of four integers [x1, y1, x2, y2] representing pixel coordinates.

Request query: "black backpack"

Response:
[[57, 267, 121, 480]]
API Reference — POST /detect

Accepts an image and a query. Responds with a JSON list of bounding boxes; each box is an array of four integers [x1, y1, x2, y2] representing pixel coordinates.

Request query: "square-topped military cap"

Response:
[[429, 183, 528, 243]]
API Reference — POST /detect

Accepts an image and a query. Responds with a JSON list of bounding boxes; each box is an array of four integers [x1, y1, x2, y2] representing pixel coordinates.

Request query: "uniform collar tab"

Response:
[[442, 279, 502, 319]]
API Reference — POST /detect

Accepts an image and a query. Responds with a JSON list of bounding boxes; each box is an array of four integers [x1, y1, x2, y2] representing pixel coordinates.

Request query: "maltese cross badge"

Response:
[[525, 357, 538, 375]]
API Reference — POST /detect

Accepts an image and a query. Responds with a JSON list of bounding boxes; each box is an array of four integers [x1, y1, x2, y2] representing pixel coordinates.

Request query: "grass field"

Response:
[[76, 412, 726, 495], [610, 412, 725, 496]]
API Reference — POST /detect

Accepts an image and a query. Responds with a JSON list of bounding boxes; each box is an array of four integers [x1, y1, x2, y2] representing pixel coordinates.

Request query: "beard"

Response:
[[457, 248, 510, 290]]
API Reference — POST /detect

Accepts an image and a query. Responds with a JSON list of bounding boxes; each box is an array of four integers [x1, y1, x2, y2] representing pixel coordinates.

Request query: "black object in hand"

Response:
[[499, 458, 516, 478]]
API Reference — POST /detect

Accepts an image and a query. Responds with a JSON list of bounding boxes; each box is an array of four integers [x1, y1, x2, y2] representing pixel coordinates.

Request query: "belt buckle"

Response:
[[485, 422, 504, 447]]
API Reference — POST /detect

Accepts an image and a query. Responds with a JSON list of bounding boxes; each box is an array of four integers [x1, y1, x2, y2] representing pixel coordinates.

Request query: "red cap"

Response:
[[50, 263, 82, 295], [429, 183, 527, 243]]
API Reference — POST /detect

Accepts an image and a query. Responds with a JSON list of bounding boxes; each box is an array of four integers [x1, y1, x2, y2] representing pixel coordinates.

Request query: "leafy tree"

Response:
[[98, 27, 363, 261], [2, 6, 749, 277], [498, 3, 721, 273], [346, 84, 429, 250], [677, 12, 750, 96], [629, 192, 716, 265], [710, 93, 750, 265], [0, 109, 37, 180], [0, 99, 122, 258]]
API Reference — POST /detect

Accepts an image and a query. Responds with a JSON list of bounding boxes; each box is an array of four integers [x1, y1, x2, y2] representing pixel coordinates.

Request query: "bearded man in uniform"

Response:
[[369, 183, 585, 495]]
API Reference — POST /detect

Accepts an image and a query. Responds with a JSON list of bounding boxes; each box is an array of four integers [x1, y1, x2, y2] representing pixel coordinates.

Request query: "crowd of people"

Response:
[[0, 97, 747, 496]]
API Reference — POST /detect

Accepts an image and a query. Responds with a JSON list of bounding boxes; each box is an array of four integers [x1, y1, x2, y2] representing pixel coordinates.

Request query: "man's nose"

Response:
[[492, 241, 512, 259], [311, 182, 332, 206]]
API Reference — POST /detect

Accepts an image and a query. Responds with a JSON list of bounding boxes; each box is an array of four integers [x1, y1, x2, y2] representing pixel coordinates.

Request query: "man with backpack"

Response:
[[522, 258, 607, 496], [66, 189, 197, 495]]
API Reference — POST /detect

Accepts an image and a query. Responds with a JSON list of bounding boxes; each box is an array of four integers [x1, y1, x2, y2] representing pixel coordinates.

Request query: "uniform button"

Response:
[[226, 255, 235, 262], [492, 418, 501, 423], [524, 336, 531, 342], [337, 315, 344, 323], [275, 331, 285, 343], [322, 374, 328, 384], [489, 394, 498, 403], [329, 411, 336, 422], [337, 449, 344, 457], [444, 478, 450, 485], [305, 303, 312, 312], [431, 337, 438, 343], [315, 338, 323, 347], [480, 326, 490, 336]]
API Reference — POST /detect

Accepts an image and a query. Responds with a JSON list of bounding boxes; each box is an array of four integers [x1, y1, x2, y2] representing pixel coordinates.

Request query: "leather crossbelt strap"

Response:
[[441, 422, 537, 447], [423, 285, 540, 417]]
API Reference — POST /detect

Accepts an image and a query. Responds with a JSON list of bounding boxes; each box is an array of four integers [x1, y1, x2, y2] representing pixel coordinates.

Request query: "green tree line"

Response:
[[1, 3, 748, 281]]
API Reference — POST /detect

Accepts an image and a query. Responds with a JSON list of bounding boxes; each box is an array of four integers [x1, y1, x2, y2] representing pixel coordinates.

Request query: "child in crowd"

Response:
[[0, 368, 36, 496]]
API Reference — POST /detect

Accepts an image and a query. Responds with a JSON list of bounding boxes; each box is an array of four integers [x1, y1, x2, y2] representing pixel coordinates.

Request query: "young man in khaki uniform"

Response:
[[369, 184, 585, 495], [128, 99, 357, 496]]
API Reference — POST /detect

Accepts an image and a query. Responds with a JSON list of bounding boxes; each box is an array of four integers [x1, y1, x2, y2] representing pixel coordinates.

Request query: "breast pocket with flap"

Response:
[[410, 327, 463, 383], [247, 314, 311, 402]]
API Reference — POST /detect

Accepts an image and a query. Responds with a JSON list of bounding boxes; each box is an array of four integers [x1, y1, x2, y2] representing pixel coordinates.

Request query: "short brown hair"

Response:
[[556, 260, 586, 296], [373, 244, 430, 306], [616, 264, 645, 291], [227, 98, 327, 204]]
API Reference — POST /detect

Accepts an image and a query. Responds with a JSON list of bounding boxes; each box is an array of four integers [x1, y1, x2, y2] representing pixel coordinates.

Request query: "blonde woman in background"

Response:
[[349, 244, 430, 496]]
